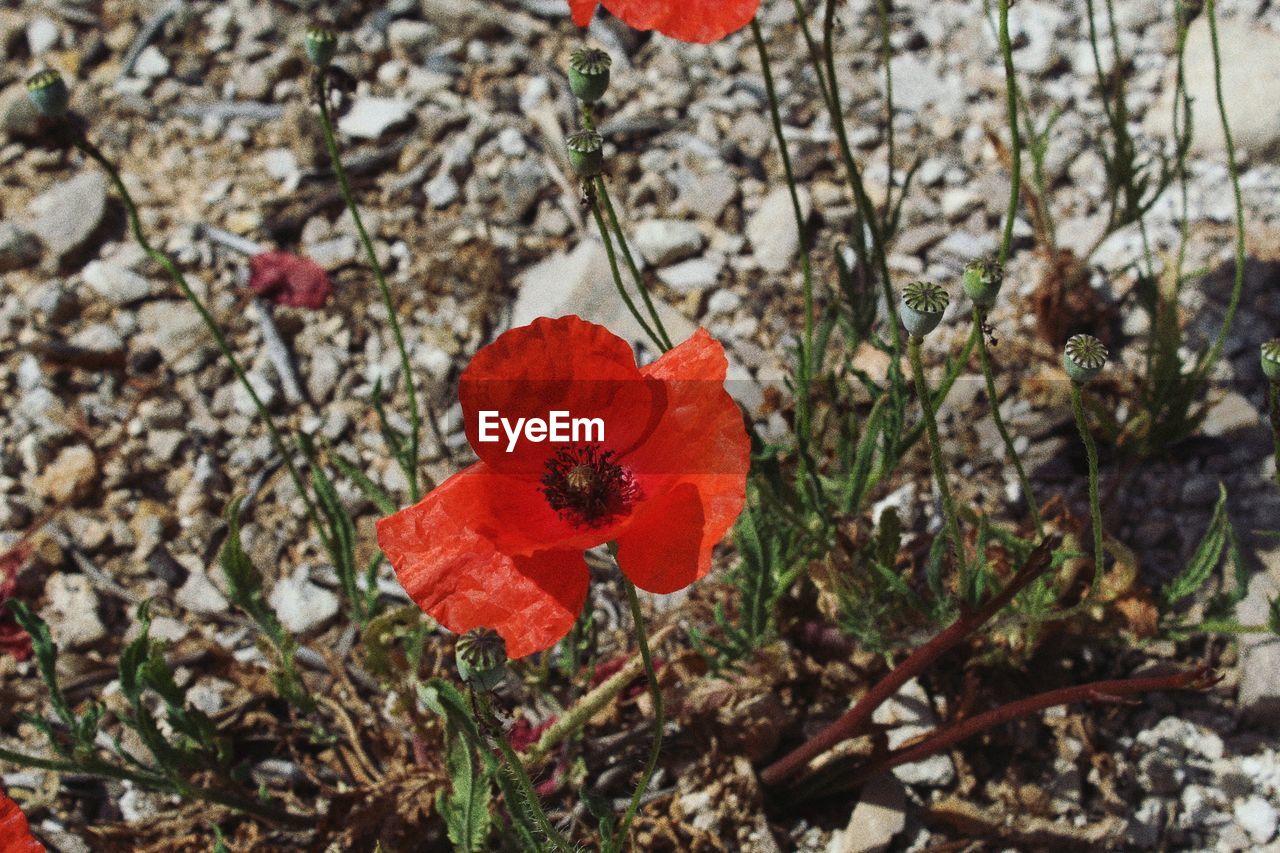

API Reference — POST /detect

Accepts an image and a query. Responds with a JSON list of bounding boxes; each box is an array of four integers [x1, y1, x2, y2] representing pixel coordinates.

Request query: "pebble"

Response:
[[828, 774, 906, 853], [232, 372, 280, 417], [1234, 796, 1278, 845], [82, 260, 159, 305], [658, 256, 723, 292], [0, 222, 42, 272], [634, 219, 704, 267], [40, 573, 105, 649], [1201, 392, 1262, 437], [133, 45, 171, 80], [870, 678, 955, 787], [748, 187, 810, 273], [70, 323, 124, 354], [1235, 573, 1280, 719], [706, 288, 742, 315], [175, 568, 229, 614], [25, 16, 59, 56], [426, 172, 460, 208], [269, 568, 340, 634], [338, 97, 414, 140], [34, 445, 97, 503], [23, 172, 108, 268]]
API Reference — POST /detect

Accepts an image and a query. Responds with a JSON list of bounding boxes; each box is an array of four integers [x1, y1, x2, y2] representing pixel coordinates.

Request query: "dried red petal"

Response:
[[0, 791, 43, 853], [247, 251, 333, 309], [570, 0, 760, 43], [0, 544, 32, 661]]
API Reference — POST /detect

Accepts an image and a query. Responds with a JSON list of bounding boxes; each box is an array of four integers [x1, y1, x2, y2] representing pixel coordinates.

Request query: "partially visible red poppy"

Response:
[[0, 790, 43, 852], [569, 0, 760, 44], [247, 251, 333, 309], [0, 543, 32, 661], [377, 316, 749, 658]]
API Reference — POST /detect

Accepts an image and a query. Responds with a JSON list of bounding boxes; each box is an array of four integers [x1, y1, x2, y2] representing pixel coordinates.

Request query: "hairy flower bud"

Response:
[[26, 70, 69, 118], [566, 129, 604, 177], [900, 280, 949, 338], [455, 628, 507, 690], [1263, 339, 1280, 382], [962, 255, 1004, 310], [304, 26, 338, 68], [568, 47, 612, 103], [1063, 334, 1108, 384]]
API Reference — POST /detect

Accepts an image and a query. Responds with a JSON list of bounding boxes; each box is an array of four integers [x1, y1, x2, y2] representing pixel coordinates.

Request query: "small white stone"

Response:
[[1235, 796, 1278, 845], [133, 45, 171, 80], [270, 569, 340, 635]]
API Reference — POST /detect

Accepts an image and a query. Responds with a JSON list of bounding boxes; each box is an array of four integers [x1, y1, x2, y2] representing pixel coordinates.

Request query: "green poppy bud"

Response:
[[568, 47, 612, 104], [26, 70, 69, 118], [1063, 333, 1108, 384], [900, 280, 949, 338], [304, 26, 338, 68], [962, 255, 1004, 310], [566, 129, 604, 177], [455, 628, 507, 691], [1262, 339, 1280, 382]]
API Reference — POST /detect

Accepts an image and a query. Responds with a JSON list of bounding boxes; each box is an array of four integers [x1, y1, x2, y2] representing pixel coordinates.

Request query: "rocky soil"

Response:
[[2, 0, 1280, 849]]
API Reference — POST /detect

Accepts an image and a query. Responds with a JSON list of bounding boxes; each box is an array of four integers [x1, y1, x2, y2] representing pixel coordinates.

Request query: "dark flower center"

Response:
[[541, 446, 638, 528]]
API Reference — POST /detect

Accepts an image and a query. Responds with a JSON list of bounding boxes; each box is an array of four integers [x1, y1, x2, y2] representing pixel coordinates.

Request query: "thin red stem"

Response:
[[760, 536, 1059, 787], [848, 665, 1219, 788]]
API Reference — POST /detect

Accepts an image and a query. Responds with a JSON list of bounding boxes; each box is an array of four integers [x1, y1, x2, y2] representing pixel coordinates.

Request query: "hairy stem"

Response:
[[614, 579, 664, 849], [590, 194, 665, 352], [594, 177, 673, 352], [908, 336, 966, 580], [1070, 382, 1105, 583], [996, 0, 1022, 265], [1195, 0, 1247, 379], [315, 75, 428, 500], [975, 314, 1042, 535], [1269, 382, 1280, 489]]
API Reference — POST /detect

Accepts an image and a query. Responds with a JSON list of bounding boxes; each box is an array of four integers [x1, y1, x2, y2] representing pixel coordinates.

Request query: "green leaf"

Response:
[[421, 679, 492, 852], [1163, 484, 1232, 608]]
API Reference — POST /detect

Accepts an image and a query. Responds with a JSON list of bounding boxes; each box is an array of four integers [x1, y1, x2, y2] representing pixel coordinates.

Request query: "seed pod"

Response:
[[1262, 339, 1280, 382], [900, 280, 949, 338], [455, 628, 507, 691], [1063, 333, 1108, 383], [304, 26, 338, 68], [26, 70, 69, 118], [962, 255, 1004, 310], [566, 129, 604, 177], [568, 47, 612, 104]]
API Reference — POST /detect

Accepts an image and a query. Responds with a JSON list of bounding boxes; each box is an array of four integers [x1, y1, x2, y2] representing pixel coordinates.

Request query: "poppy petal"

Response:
[[459, 316, 659, 477], [616, 329, 748, 590], [427, 463, 630, 557], [614, 481, 706, 593], [600, 0, 760, 43], [569, 0, 598, 27], [376, 466, 589, 658], [0, 791, 43, 853]]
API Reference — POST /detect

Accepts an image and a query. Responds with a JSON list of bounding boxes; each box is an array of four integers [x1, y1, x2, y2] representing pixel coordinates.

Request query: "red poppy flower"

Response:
[[569, 0, 760, 44], [0, 790, 43, 853], [0, 543, 32, 661], [376, 316, 749, 658], [247, 251, 333, 309]]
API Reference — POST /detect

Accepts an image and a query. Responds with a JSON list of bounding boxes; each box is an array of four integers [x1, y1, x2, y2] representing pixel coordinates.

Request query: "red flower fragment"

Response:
[[0, 543, 32, 662], [376, 316, 750, 658], [247, 251, 333, 309], [569, 0, 760, 43], [0, 790, 43, 853]]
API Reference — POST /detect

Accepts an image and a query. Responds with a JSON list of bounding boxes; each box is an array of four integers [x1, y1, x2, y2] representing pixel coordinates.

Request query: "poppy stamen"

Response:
[[541, 446, 638, 528]]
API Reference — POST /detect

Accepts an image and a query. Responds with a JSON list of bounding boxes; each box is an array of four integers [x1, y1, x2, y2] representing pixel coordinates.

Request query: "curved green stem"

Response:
[[1070, 382, 1105, 582], [974, 314, 1042, 535], [594, 177, 673, 352], [908, 336, 966, 580], [1269, 382, 1280, 490], [996, 0, 1022, 265], [591, 197, 664, 352], [750, 18, 828, 523], [71, 133, 327, 542], [315, 76, 426, 500], [1195, 0, 1247, 379], [616, 579, 663, 850]]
